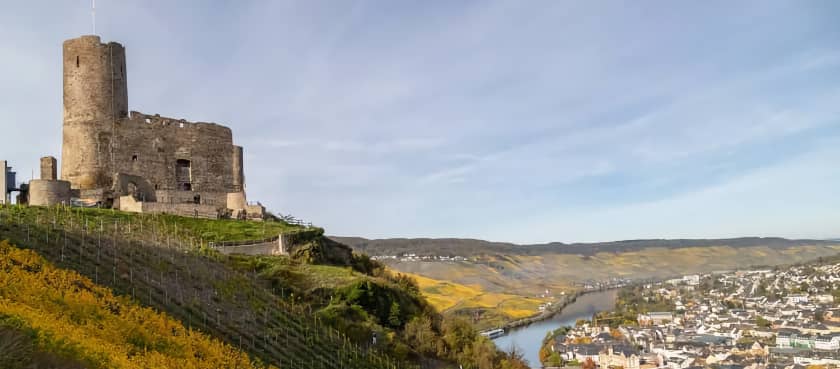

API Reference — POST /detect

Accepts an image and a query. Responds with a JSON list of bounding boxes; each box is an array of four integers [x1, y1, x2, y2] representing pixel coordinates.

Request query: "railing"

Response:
[[277, 213, 313, 228]]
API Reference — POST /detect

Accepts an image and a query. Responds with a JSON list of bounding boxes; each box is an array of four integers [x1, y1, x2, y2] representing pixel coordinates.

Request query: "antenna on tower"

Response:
[[92, 0, 96, 35]]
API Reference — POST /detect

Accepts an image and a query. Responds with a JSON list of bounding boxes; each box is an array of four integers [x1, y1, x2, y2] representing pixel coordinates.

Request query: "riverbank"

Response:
[[501, 291, 584, 330], [492, 289, 620, 369], [501, 285, 626, 331]]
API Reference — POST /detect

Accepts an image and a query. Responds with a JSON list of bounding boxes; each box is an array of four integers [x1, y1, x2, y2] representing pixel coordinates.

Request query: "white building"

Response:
[[683, 275, 700, 286], [786, 294, 809, 304], [814, 333, 840, 351]]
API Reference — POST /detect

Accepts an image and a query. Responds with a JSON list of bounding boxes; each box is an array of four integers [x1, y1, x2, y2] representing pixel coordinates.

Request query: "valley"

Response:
[[336, 237, 840, 330]]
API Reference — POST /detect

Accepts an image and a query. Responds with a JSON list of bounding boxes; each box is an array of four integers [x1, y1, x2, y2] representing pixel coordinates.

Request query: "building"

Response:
[[638, 312, 674, 326], [777, 329, 815, 349], [814, 333, 840, 351], [786, 294, 809, 304], [1, 161, 7, 204], [1, 161, 16, 205], [683, 275, 700, 286], [34, 35, 264, 219], [599, 345, 640, 369]]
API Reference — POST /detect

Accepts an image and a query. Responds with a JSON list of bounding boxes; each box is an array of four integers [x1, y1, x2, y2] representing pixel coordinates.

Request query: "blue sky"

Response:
[[1, 1, 839, 243]]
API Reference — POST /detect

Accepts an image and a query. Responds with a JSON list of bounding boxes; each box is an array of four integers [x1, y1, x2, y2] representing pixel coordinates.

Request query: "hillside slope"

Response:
[[0, 240, 261, 369], [0, 206, 414, 369], [0, 205, 530, 369]]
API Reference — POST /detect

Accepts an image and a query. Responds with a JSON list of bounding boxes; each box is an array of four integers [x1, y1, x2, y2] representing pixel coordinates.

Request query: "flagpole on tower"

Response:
[[92, 0, 96, 35]]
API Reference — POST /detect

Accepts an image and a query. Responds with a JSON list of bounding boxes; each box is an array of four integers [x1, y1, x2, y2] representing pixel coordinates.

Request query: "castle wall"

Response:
[[155, 190, 227, 207], [60, 36, 249, 211], [29, 180, 72, 206], [118, 195, 220, 219], [111, 112, 236, 196], [112, 173, 156, 202], [62, 36, 128, 190]]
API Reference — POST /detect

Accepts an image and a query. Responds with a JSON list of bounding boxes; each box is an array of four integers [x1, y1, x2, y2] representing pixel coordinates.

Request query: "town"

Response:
[[541, 258, 840, 369]]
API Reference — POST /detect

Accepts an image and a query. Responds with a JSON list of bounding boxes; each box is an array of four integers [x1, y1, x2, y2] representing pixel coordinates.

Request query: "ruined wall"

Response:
[[111, 112, 236, 196], [62, 36, 128, 190], [226, 192, 246, 210], [29, 180, 72, 206], [155, 190, 227, 207], [61, 36, 246, 209], [112, 173, 156, 202], [40, 157, 57, 181], [119, 195, 221, 219]]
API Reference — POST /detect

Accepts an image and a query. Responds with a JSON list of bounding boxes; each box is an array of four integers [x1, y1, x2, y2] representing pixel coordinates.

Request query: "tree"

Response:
[[402, 316, 437, 355], [469, 337, 499, 369], [388, 301, 402, 327], [499, 345, 529, 369], [546, 352, 564, 367], [814, 310, 825, 323], [756, 316, 772, 328], [441, 317, 475, 359]]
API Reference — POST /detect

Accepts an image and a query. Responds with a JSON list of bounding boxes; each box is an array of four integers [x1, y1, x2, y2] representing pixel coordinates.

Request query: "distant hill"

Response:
[[333, 235, 840, 327], [331, 236, 840, 257]]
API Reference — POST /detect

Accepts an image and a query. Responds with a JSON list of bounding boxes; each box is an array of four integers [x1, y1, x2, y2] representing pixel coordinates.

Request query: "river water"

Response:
[[492, 289, 618, 368]]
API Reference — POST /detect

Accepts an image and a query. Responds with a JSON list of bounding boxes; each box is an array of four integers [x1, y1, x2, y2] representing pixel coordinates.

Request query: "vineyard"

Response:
[[0, 205, 417, 369]]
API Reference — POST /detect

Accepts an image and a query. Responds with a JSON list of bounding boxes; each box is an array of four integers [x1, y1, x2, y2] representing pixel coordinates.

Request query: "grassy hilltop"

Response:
[[0, 205, 529, 369]]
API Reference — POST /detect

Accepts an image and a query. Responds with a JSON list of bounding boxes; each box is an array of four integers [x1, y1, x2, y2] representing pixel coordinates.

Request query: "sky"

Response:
[[1, 1, 839, 243]]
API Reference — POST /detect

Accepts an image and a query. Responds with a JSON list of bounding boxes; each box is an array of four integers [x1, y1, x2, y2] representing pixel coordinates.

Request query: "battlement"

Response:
[[62, 35, 124, 49], [125, 111, 233, 135]]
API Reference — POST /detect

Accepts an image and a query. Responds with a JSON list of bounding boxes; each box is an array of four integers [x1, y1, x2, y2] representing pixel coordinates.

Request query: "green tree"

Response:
[[546, 352, 563, 367], [814, 310, 825, 323], [388, 301, 402, 328], [402, 316, 437, 356], [756, 316, 772, 328]]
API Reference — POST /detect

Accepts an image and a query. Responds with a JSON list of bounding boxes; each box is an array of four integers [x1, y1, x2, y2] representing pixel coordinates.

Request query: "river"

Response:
[[492, 289, 618, 368]]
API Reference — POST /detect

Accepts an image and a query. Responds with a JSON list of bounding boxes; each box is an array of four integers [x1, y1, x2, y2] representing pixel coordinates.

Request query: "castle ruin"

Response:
[[27, 35, 263, 219]]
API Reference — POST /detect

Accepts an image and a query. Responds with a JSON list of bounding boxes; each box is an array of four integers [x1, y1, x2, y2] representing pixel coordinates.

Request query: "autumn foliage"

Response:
[[0, 240, 268, 369]]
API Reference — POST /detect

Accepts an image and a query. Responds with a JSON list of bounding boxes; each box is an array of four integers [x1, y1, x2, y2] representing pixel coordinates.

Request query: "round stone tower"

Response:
[[61, 35, 128, 190]]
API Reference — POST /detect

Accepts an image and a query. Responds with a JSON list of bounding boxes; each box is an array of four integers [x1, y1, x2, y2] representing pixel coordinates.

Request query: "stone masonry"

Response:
[[29, 156, 72, 206], [55, 35, 262, 219]]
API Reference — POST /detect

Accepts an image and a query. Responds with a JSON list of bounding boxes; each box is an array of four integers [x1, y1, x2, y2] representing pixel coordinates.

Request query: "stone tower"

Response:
[[61, 35, 128, 190]]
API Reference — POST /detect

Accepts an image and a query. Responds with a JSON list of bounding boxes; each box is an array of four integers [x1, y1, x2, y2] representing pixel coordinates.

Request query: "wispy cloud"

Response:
[[1, 1, 839, 242]]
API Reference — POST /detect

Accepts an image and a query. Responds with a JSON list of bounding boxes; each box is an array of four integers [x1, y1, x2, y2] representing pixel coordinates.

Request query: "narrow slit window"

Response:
[[76, 56, 79, 68]]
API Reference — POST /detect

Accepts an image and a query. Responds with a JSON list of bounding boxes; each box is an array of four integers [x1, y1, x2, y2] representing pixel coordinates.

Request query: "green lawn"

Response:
[[0, 205, 312, 243]]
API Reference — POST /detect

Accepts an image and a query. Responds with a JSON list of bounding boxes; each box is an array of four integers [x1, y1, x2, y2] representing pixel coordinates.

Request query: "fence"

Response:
[[0, 204, 419, 369]]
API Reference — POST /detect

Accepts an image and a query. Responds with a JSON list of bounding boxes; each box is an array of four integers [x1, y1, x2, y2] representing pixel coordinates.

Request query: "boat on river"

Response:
[[479, 328, 506, 339]]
